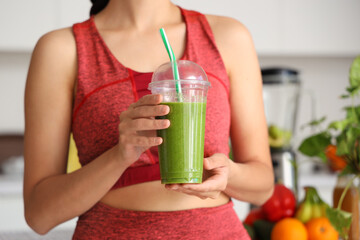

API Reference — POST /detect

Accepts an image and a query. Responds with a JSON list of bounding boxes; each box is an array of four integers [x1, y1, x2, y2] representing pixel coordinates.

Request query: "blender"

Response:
[[262, 67, 300, 196]]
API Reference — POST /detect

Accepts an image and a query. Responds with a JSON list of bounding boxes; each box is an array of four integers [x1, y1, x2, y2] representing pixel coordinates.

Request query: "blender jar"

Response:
[[262, 68, 300, 150]]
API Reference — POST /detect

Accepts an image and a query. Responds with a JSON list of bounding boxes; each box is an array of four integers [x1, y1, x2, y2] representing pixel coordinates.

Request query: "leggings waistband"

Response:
[[73, 200, 250, 240]]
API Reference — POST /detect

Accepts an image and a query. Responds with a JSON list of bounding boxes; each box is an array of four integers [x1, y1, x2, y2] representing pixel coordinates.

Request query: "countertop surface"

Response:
[[0, 229, 74, 240]]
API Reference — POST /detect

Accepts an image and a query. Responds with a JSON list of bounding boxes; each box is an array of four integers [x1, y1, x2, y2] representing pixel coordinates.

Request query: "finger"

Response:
[[167, 181, 213, 193], [128, 105, 170, 119], [181, 189, 220, 199], [168, 185, 220, 199], [165, 184, 180, 190], [166, 168, 226, 192], [120, 118, 170, 132], [119, 135, 163, 147], [204, 154, 228, 170], [181, 181, 214, 192], [131, 94, 162, 108], [181, 174, 226, 192]]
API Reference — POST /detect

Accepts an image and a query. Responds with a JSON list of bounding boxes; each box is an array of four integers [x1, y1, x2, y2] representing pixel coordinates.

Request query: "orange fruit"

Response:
[[325, 145, 347, 171], [306, 217, 339, 240], [271, 218, 307, 240]]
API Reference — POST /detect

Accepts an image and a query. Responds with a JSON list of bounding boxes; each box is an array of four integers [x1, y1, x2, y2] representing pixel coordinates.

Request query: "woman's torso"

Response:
[[71, 7, 231, 211]]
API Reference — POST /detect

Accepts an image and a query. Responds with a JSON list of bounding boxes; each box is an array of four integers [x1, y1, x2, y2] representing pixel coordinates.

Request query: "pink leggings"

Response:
[[72, 200, 250, 240]]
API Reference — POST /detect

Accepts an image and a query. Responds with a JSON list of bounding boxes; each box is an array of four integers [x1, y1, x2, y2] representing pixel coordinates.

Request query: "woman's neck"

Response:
[[96, 0, 179, 31]]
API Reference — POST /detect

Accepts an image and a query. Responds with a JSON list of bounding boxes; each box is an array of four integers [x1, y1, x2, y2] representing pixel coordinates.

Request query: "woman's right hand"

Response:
[[117, 94, 170, 166]]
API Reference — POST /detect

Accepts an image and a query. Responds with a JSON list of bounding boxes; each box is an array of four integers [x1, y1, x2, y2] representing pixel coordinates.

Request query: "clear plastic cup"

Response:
[[148, 60, 211, 184]]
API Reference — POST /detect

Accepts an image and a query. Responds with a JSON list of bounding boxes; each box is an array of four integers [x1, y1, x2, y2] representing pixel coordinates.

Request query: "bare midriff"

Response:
[[100, 180, 230, 211]]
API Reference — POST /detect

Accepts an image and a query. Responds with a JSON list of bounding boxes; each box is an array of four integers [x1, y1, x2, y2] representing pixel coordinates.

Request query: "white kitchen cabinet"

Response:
[[58, 0, 91, 29], [172, 0, 283, 54], [279, 0, 360, 56], [0, 1, 58, 51], [1, 0, 359, 55], [0, 0, 90, 52], [172, 0, 360, 56]]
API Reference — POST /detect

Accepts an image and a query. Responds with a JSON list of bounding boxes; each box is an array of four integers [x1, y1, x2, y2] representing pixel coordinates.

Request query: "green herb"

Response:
[[298, 132, 331, 162], [298, 55, 360, 175], [298, 55, 360, 239]]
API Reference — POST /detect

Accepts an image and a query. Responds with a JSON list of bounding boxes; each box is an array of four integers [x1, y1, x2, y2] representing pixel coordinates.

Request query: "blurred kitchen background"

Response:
[[0, 0, 359, 237]]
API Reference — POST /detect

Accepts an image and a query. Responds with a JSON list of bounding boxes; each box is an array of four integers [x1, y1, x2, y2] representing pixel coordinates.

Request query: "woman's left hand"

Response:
[[165, 153, 230, 199]]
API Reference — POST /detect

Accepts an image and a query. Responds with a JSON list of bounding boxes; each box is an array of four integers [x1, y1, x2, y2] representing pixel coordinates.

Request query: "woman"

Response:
[[23, 0, 274, 239]]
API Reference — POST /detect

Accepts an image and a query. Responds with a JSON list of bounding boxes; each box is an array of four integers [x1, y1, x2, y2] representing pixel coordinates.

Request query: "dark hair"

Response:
[[90, 0, 109, 16]]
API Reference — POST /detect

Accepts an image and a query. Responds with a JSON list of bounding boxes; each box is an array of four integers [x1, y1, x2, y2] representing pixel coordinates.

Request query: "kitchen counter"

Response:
[[0, 170, 338, 234], [0, 173, 77, 233], [0, 229, 74, 240]]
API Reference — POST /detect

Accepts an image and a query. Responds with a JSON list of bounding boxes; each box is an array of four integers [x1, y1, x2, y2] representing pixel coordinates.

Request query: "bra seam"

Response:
[[72, 77, 131, 123], [205, 71, 230, 98]]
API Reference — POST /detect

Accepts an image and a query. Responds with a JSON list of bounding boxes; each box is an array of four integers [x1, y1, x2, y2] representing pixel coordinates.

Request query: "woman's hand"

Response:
[[117, 94, 170, 166], [165, 153, 230, 199]]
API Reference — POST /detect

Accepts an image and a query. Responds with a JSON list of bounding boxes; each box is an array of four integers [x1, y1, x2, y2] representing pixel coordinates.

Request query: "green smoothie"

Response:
[[157, 102, 207, 184]]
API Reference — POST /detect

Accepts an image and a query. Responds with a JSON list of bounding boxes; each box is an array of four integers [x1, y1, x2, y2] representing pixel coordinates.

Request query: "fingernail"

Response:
[[156, 94, 162, 102], [163, 120, 170, 127]]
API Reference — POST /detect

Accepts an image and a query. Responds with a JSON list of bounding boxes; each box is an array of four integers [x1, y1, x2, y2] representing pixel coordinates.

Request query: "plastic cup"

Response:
[[148, 60, 211, 184]]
